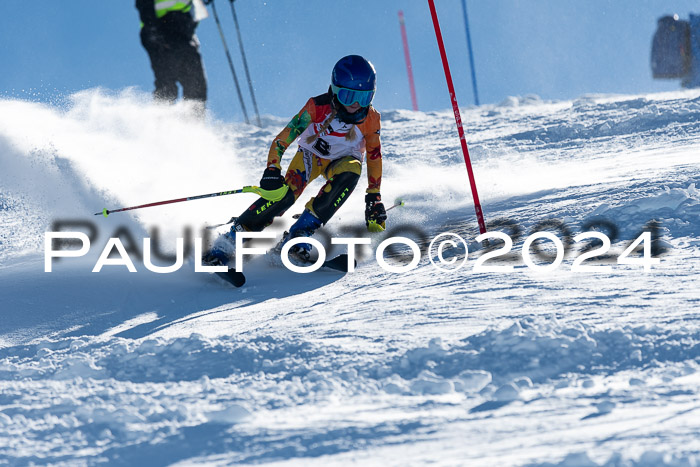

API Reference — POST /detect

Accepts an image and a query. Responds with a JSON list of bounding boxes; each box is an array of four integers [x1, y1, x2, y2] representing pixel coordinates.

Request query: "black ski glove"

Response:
[[365, 193, 387, 232], [259, 166, 285, 191]]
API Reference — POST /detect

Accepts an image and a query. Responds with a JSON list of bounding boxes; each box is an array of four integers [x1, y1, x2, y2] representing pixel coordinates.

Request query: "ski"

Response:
[[214, 268, 246, 288], [211, 253, 352, 289], [320, 254, 356, 273], [270, 249, 356, 274]]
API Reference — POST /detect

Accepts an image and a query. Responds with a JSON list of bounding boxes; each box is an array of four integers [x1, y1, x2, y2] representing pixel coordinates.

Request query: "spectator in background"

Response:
[[135, 0, 207, 104]]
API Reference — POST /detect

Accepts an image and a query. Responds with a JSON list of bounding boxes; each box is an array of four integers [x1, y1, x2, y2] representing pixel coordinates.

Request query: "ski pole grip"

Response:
[[245, 185, 289, 202]]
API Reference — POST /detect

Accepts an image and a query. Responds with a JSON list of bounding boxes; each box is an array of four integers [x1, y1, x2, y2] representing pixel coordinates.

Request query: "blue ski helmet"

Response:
[[330, 55, 376, 123]]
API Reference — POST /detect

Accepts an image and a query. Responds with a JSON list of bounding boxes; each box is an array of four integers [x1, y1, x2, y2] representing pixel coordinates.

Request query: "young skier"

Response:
[[204, 54, 387, 266]]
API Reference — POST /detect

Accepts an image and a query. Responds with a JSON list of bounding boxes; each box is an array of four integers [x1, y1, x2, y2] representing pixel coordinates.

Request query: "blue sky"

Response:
[[1, 1, 698, 122]]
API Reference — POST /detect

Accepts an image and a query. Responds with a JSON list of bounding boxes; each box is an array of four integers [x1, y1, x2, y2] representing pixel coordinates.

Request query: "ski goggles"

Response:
[[331, 84, 375, 107]]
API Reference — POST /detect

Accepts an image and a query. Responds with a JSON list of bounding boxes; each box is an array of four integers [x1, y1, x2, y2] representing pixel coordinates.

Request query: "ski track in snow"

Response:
[[1, 89, 700, 466]]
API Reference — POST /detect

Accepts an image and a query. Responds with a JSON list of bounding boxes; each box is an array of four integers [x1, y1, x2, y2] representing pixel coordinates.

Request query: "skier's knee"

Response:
[[310, 171, 360, 224], [236, 187, 295, 231]]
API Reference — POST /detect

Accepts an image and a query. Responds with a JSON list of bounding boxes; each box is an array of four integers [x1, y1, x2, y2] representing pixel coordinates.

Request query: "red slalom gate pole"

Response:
[[427, 0, 487, 235], [398, 10, 419, 111]]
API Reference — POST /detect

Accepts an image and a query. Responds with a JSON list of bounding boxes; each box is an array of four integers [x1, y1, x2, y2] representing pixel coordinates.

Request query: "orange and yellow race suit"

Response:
[[235, 92, 383, 231], [267, 92, 382, 198]]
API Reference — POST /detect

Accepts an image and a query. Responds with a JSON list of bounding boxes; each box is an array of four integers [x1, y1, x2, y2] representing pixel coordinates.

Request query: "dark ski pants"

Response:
[[237, 152, 362, 231], [141, 31, 207, 103]]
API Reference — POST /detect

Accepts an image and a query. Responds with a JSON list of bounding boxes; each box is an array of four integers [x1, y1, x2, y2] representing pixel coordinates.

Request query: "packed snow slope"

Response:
[[1, 89, 700, 466]]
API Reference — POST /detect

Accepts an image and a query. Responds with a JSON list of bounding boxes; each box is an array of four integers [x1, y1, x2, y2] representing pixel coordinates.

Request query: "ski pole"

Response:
[[207, 0, 250, 124], [95, 185, 288, 218], [386, 198, 406, 213], [290, 198, 406, 220], [229, 0, 262, 127]]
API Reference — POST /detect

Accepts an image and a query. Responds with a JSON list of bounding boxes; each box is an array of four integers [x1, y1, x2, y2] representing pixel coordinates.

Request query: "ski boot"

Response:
[[278, 209, 322, 264], [203, 223, 245, 266]]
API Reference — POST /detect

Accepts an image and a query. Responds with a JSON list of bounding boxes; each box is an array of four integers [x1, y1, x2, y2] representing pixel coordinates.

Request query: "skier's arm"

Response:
[[364, 111, 382, 194], [267, 99, 315, 169]]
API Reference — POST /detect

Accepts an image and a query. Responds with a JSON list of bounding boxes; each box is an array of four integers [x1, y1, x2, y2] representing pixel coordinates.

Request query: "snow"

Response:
[[1, 88, 700, 465]]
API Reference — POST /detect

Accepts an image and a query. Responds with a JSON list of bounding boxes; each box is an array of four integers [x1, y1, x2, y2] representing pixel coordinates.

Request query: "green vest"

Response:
[[155, 0, 193, 19]]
